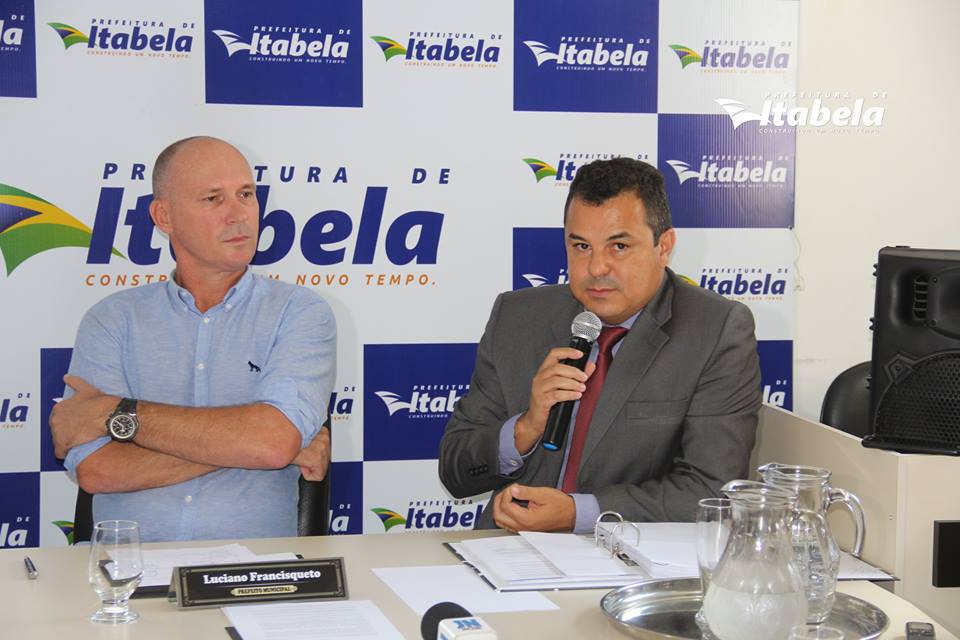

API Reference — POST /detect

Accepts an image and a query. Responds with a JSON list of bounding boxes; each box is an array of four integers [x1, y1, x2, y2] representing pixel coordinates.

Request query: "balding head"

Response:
[[147, 136, 258, 284], [152, 136, 249, 200]]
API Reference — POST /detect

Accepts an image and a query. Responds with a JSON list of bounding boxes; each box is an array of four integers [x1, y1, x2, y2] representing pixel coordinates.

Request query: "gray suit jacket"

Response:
[[438, 269, 761, 528]]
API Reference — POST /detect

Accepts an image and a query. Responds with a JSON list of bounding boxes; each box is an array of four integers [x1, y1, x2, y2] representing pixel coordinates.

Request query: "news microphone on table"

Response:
[[421, 602, 497, 639], [542, 311, 602, 452]]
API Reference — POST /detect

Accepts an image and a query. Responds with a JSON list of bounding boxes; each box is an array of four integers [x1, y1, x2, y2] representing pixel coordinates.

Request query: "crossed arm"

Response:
[[53, 289, 336, 495], [50, 375, 331, 494]]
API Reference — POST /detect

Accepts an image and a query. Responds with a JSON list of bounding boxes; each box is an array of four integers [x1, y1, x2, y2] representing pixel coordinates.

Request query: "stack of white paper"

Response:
[[371, 565, 558, 613], [139, 543, 299, 589], [222, 600, 405, 640]]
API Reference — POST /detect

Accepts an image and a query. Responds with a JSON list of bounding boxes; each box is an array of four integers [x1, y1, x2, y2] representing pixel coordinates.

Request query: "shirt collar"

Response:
[[165, 268, 254, 315], [611, 309, 641, 331]]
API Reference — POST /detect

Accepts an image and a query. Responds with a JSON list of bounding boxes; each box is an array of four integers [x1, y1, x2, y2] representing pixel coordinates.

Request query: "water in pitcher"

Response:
[[703, 584, 808, 640], [703, 480, 809, 640]]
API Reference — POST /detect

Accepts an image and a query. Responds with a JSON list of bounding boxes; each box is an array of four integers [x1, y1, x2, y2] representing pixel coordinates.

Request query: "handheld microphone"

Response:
[[420, 602, 498, 640], [541, 311, 602, 452]]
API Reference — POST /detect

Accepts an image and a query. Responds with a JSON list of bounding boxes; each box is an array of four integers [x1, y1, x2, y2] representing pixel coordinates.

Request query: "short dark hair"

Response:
[[563, 157, 673, 244]]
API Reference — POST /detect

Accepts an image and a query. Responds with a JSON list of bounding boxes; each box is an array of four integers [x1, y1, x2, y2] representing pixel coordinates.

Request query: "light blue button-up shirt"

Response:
[[63, 270, 336, 542]]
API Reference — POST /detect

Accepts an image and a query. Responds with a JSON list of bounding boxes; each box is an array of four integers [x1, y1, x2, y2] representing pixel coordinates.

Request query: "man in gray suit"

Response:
[[439, 157, 761, 533]]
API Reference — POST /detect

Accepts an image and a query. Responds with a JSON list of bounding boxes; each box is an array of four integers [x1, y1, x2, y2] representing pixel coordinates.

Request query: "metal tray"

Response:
[[601, 578, 889, 639]]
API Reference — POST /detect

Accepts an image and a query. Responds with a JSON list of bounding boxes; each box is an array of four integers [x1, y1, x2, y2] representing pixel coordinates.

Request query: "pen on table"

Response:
[[24, 556, 38, 580]]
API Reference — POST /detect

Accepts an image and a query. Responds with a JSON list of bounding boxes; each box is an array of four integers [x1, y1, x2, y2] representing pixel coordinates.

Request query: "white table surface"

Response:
[[1, 530, 953, 639]]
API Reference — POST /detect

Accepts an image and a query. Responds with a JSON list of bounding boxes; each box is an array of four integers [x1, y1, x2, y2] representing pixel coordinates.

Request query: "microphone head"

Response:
[[421, 602, 472, 639], [571, 311, 602, 342]]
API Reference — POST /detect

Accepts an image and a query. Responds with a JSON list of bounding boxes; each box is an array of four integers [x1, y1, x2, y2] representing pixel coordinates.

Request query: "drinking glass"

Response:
[[696, 498, 733, 594], [88, 520, 143, 624], [694, 498, 732, 634]]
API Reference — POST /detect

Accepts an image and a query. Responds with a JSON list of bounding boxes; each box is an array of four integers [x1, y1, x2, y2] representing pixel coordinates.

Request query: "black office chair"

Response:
[[71, 422, 332, 543], [298, 472, 331, 536], [820, 361, 872, 438], [299, 417, 332, 536], [73, 487, 94, 544]]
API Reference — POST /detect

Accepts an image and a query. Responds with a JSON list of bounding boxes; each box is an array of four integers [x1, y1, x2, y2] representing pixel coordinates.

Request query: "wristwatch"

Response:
[[106, 398, 139, 442]]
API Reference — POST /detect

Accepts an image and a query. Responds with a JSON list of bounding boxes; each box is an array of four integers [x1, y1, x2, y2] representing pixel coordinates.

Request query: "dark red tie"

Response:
[[561, 325, 629, 493]]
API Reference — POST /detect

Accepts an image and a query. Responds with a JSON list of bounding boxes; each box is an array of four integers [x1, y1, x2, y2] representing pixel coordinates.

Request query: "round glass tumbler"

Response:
[[694, 498, 732, 632]]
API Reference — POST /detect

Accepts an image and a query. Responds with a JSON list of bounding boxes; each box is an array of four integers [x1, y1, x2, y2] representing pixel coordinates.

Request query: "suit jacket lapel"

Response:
[[579, 272, 676, 468]]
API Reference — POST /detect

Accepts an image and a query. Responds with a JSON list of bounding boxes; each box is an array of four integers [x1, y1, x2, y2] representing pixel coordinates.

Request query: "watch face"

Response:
[[110, 414, 138, 440]]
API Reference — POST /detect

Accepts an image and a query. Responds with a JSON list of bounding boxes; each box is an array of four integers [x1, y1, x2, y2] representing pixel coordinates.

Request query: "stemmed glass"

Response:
[[694, 498, 733, 635], [88, 520, 143, 624]]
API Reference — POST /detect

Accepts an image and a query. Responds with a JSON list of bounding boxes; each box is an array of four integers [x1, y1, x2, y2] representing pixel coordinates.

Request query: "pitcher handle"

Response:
[[827, 488, 865, 558]]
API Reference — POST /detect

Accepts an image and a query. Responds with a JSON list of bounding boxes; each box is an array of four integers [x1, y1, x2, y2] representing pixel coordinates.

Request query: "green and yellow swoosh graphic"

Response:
[[371, 36, 407, 61], [48, 23, 89, 49], [0, 183, 124, 275], [371, 507, 406, 531], [669, 44, 702, 69], [52, 520, 75, 545], [523, 158, 558, 183]]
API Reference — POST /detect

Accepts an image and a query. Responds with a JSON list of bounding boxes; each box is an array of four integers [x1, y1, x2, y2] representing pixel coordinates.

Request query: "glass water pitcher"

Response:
[[702, 480, 809, 640], [759, 462, 867, 623]]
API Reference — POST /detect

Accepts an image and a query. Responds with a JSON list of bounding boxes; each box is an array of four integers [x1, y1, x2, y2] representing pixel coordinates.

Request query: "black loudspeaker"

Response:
[[863, 247, 960, 455]]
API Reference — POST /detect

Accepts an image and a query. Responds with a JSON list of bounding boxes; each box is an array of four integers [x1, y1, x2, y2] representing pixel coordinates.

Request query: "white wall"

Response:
[[793, 0, 960, 420]]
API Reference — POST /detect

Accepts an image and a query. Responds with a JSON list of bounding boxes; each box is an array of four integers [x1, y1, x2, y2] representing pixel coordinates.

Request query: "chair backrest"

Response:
[[820, 361, 872, 438], [299, 417, 332, 536], [297, 473, 331, 536], [73, 487, 94, 544]]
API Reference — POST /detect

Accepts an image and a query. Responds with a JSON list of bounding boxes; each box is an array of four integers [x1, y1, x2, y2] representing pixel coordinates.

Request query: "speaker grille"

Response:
[[875, 352, 960, 447]]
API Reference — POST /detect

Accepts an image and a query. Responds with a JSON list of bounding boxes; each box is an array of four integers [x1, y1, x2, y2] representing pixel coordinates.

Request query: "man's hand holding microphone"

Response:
[[493, 312, 601, 533]]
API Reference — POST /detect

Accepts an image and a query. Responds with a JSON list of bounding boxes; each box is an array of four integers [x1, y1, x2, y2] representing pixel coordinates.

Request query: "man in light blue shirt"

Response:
[[50, 136, 336, 542]]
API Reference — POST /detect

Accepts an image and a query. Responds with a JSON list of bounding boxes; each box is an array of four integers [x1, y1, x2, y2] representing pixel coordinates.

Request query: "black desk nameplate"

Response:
[[173, 558, 347, 609]]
